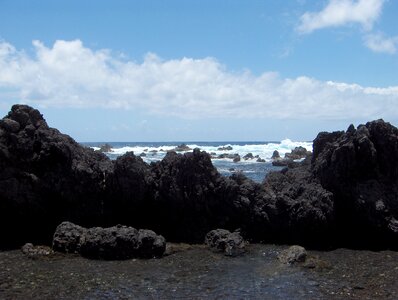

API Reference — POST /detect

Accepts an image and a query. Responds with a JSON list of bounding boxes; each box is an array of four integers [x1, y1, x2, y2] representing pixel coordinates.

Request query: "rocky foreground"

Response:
[[0, 104, 397, 249]]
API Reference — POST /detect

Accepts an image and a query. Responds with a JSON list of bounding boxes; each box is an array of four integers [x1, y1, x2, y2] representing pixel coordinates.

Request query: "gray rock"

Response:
[[278, 245, 307, 264], [21, 243, 53, 258], [205, 229, 246, 257]]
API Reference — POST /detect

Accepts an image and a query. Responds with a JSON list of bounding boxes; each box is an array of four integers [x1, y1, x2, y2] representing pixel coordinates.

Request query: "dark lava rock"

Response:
[[278, 245, 307, 264], [0, 105, 113, 248], [257, 158, 266, 163], [205, 229, 246, 257], [285, 146, 311, 160], [147, 149, 227, 242], [243, 153, 254, 160], [311, 120, 398, 247], [99, 143, 113, 153], [53, 222, 165, 260], [272, 147, 311, 167], [271, 150, 280, 159], [233, 154, 241, 163], [264, 166, 334, 245], [52, 221, 87, 254]]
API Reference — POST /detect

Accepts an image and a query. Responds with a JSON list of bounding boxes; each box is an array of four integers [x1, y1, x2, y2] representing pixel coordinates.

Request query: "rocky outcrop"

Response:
[[205, 229, 246, 256], [1, 104, 398, 250], [0, 105, 114, 248], [53, 221, 166, 259], [311, 120, 398, 247]]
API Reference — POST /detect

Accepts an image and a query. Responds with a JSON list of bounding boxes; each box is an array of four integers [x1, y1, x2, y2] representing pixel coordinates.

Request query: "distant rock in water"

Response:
[[53, 221, 166, 260], [271, 150, 280, 159], [170, 144, 192, 152], [99, 143, 113, 153], [272, 146, 311, 167], [243, 153, 254, 160], [217, 146, 233, 151]]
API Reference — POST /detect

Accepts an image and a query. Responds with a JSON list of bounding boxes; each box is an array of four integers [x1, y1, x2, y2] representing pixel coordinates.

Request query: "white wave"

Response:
[[91, 140, 313, 163]]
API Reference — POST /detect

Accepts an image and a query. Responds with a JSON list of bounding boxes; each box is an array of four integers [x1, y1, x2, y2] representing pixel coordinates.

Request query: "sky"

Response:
[[0, 0, 398, 142]]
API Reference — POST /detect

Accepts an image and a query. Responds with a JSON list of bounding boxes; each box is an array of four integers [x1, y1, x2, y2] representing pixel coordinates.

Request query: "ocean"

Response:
[[82, 139, 312, 182]]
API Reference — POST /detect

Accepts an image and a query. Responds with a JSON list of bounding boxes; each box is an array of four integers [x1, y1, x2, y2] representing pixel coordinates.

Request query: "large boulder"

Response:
[[53, 222, 166, 260]]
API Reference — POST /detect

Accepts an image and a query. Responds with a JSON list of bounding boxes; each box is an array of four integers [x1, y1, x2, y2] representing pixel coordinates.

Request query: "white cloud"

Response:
[[297, 0, 385, 34], [364, 32, 398, 54], [0, 40, 398, 121]]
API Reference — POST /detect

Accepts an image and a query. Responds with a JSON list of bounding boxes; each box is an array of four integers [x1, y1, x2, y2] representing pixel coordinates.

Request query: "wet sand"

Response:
[[1, 244, 397, 299]]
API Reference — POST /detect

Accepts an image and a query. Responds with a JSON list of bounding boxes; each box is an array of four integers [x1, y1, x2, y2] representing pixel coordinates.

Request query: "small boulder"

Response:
[[271, 150, 280, 159], [205, 229, 246, 257], [243, 153, 254, 160], [21, 243, 53, 258], [257, 158, 266, 163], [233, 155, 241, 163], [137, 229, 167, 258], [278, 245, 307, 264]]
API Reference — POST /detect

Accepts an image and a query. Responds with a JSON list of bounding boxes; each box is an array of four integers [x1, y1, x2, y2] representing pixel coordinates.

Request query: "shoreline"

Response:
[[1, 243, 397, 299]]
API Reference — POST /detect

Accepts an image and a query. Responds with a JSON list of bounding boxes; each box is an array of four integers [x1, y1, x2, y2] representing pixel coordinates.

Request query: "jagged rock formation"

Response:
[[311, 120, 398, 247], [0, 105, 113, 247], [1, 104, 397, 249]]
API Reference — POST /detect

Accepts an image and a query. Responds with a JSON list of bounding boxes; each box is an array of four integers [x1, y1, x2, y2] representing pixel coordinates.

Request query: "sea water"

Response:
[[83, 139, 312, 182]]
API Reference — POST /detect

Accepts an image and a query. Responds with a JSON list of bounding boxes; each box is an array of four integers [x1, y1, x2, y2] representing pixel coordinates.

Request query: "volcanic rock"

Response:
[[205, 229, 246, 257], [0, 105, 114, 248], [278, 245, 307, 264], [53, 222, 166, 260]]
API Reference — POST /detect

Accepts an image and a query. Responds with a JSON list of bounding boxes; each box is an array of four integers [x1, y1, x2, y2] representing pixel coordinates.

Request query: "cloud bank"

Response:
[[297, 0, 384, 34], [297, 0, 398, 55], [0, 40, 398, 120]]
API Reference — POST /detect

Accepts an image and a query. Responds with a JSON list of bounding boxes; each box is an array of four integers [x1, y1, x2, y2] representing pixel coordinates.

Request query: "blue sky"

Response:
[[0, 0, 398, 141]]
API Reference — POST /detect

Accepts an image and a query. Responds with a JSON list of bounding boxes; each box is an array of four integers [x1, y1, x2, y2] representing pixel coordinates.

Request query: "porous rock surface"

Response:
[[205, 229, 246, 257], [53, 221, 166, 259]]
